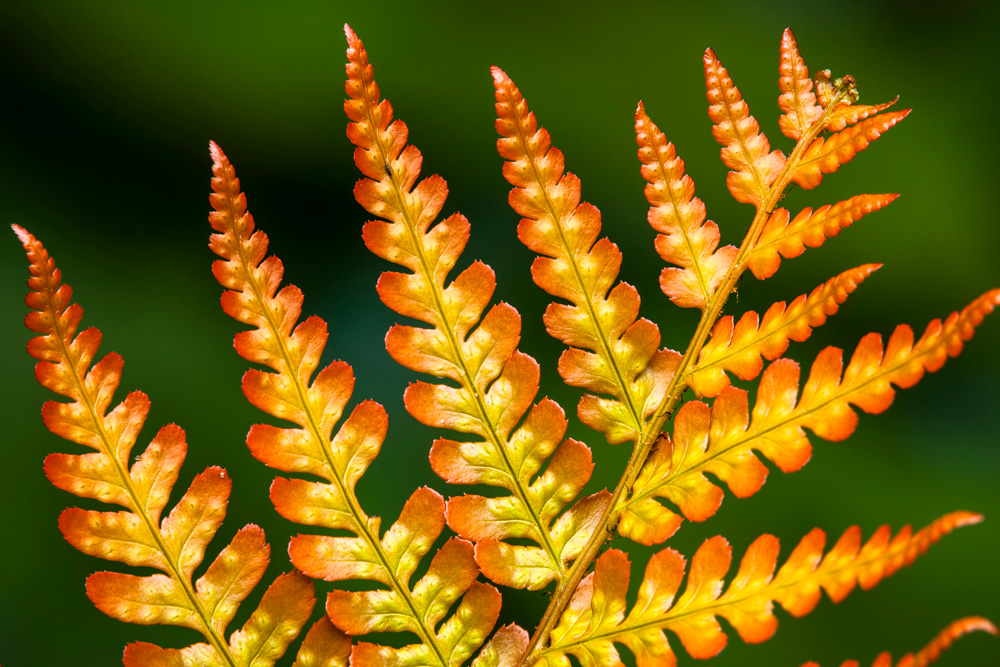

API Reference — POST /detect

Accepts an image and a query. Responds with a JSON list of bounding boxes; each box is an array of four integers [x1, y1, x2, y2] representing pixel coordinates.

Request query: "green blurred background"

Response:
[[1, 1, 998, 665]]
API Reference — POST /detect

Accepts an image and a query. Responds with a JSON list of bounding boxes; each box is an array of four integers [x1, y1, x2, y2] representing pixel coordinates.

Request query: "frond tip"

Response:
[[494, 66, 678, 445], [704, 47, 786, 207], [16, 224, 315, 666], [905, 617, 997, 667], [778, 28, 824, 140], [636, 101, 737, 310]]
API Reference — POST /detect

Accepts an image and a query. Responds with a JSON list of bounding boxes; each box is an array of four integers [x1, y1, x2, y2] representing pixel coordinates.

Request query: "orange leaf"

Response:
[[825, 97, 899, 132], [16, 225, 314, 665], [905, 617, 997, 667], [636, 101, 737, 310], [472, 625, 530, 667], [749, 194, 898, 279], [778, 28, 825, 140], [494, 66, 677, 444], [228, 571, 316, 666], [209, 140, 386, 551], [541, 514, 980, 666], [790, 110, 910, 189], [704, 48, 786, 207]]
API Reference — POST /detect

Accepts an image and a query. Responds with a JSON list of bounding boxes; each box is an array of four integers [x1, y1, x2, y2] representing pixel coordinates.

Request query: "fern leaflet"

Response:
[[16, 224, 316, 667]]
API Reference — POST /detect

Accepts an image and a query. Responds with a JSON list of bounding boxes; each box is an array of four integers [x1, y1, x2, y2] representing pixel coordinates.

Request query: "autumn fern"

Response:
[[13, 24, 998, 667]]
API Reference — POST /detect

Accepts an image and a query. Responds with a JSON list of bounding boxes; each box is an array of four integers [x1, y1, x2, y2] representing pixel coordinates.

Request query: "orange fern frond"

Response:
[[16, 224, 315, 666], [208, 141, 499, 665], [620, 291, 999, 545], [704, 48, 786, 207], [538, 513, 980, 667], [800, 617, 997, 667], [825, 98, 900, 132], [635, 102, 738, 310], [344, 26, 607, 592], [790, 110, 910, 189], [748, 194, 898, 280], [493, 66, 678, 445], [689, 263, 879, 397], [778, 28, 825, 140]]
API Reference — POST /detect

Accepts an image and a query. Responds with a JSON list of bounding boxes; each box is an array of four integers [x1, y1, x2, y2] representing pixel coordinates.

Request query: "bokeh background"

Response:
[[1, 1, 998, 665]]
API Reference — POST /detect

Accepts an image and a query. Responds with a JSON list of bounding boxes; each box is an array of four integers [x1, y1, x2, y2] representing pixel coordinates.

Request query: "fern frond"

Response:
[[688, 263, 879, 397], [825, 98, 900, 132], [620, 291, 999, 545], [208, 142, 499, 665], [538, 513, 980, 667], [16, 224, 315, 666], [635, 102, 738, 310], [493, 66, 678, 445], [800, 617, 997, 667], [748, 195, 898, 280], [790, 110, 910, 189], [778, 28, 825, 141], [704, 48, 787, 207], [344, 26, 607, 592]]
